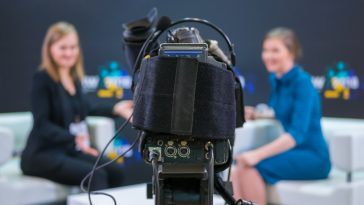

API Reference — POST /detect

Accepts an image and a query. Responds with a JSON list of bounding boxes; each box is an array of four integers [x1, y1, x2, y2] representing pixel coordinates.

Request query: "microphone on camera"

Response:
[[206, 39, 232, 66], [156, 16, 172, 32]]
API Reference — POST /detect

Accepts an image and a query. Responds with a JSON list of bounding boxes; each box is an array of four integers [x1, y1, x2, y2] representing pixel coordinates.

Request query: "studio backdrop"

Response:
[[1, 0, 363, 185]]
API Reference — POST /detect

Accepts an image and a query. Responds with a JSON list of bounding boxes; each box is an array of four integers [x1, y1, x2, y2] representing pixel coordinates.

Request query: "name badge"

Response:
[[70, 120, 90, 150], [69, 120, 89, 136]]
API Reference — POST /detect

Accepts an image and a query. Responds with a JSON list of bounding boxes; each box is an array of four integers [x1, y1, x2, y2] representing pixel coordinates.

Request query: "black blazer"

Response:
[[21, 70, 115, 175]]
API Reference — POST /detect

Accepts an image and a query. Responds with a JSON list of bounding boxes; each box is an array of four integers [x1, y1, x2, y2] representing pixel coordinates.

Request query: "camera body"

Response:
[[124, 12, 245, 204], [140, 132, 231, 205], [133, 28, 236, 205], [141, 133, 231, 167]]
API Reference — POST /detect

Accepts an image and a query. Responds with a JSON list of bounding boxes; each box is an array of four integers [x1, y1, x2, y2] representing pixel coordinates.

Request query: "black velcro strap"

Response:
[[132, 56, 236, 139], [171, 58, 199, 134]]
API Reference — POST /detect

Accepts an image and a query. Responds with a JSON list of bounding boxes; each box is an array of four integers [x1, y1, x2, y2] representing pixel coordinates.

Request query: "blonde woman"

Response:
[[21, 22, 133, 190], [231, 28, 331, 205]]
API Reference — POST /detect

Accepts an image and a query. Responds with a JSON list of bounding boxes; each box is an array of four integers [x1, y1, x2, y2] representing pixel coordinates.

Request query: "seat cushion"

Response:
[[0, 158, 74, 205], [0, 112, 33, 154], [0, 127, 14, 165], [234, 119, 283, 154], [267, 169, 364, 205]]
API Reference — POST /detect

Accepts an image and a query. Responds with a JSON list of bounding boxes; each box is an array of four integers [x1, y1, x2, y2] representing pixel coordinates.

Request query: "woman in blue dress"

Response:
[[231, 28, 331, 205]]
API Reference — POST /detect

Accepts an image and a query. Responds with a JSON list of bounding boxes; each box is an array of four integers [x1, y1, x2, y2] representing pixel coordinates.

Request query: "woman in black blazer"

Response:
[[21, 22, 133, 190]]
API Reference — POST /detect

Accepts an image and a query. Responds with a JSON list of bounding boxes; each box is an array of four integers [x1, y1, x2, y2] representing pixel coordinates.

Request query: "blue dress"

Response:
[[255, 65, 331, 185]]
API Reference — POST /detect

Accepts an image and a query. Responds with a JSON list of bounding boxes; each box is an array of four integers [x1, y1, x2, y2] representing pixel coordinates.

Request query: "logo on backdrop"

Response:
[[106, 137, 142, 166], [235, 62, 361, 101], [322, 61, 360, 100], [311, 61, 361, 101], [81, 61, 139, 165], [82, 61, 132, 98]]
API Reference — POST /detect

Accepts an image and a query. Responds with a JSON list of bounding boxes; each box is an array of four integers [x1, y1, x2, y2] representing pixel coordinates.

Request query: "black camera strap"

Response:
[[171, 58, 199, 134]]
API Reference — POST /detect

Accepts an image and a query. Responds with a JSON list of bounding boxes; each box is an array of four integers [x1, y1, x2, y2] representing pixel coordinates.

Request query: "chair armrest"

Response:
[[0, 112, 32, 154], [86, 117, 115, 152], [329, 133, 364, 173], [234, 119, 283, 155], [0, 127, 15, 166]]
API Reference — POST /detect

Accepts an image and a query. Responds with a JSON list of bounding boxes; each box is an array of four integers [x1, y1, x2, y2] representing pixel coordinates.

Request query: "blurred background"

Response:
[[1, 0, 363, 117], [0, 0, 363, 204]]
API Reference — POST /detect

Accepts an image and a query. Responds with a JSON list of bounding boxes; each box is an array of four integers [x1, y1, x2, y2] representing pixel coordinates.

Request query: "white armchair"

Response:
[[0, 127, 14, 166], [0, 112, 115, 205], [234, 117, 364, 205]]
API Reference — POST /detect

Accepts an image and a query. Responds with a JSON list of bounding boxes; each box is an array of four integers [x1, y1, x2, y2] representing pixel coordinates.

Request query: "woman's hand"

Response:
[[245, 106, 256, 120], [75, 134, 99, 157], [234, 150, 262, 167], [113, 100, 134, 120]]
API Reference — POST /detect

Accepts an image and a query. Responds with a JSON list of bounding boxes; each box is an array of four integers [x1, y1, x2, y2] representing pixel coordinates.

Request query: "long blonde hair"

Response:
[[40, 21, 84, 81]]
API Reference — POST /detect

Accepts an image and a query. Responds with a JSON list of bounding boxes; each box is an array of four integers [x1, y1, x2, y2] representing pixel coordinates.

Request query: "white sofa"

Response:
[[234, 118, 364, 205], [0, 112, 115, 205], [2, 112, 363, 205]]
